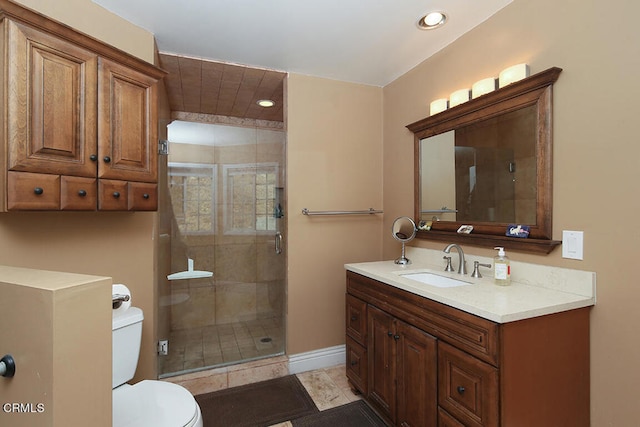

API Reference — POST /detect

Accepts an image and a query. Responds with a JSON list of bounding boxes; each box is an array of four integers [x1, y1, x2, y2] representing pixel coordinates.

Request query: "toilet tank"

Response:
[[112, 307, 144, 389]]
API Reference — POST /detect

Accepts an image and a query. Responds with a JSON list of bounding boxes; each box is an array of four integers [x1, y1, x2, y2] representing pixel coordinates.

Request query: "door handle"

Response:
[[275, 232, 283, 254]]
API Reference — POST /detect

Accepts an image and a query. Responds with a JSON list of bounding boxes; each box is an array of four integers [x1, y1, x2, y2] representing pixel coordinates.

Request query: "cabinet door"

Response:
[[396, 321, 438, 427], [367, 305, 396, 423], [97, 58, 158, 183], [345, 336, 367, 395], [6, 20, 98, 177]]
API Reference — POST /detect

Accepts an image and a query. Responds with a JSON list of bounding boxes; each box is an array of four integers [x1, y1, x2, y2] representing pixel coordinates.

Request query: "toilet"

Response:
[[112, 306, 203, 427]]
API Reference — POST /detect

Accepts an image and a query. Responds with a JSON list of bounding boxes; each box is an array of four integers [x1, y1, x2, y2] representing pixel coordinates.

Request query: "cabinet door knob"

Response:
[[90, 154, 98, 162], [387, 331, 393, 337], [78, 190, 87, 197], [33, 187, 44, 195], [457, 386, 465, 395], [350, 360, 358, 366], [394, 335, 400, 340], [351, 315, 358, 321], [112, 192, 120, 198], [143, 193, 150, 199], [103, 156, 111, 163]]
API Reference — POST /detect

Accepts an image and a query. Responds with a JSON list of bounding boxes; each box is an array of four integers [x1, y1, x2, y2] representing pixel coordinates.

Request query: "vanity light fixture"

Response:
[[429, 98, 448, 115], [257, 99, 275, 108], [428, 64, 529, 113], [449, 88, 470, 107], [417, 11, 447, 30], [498, 63, 530, 88], [472, 77, 497, 98]]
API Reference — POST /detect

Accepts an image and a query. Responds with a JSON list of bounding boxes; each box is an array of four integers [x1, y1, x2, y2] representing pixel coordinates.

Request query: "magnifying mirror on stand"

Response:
[[392, 216, 417, 265]]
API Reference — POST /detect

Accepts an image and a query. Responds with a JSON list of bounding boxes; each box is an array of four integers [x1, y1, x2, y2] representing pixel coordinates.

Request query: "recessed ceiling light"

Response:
[[257, 99, 275, 108], [417, 11, 447, 30]]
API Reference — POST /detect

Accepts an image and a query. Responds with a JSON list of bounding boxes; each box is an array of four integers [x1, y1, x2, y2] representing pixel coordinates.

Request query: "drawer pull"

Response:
[[457, 386, 465, 395], [33, 187, 44, 195], [143, 193, 150, 199], [78, 190, 87, 197], [103, 156, 111, 163], [112, 192, 120, 199]]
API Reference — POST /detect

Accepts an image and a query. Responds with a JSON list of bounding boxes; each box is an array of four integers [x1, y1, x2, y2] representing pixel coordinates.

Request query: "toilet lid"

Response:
[[113, 380, 199, 427]]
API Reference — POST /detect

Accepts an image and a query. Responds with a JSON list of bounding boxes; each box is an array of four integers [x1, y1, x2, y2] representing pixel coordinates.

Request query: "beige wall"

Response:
[[1, 0, 158, 381], [383, 0, 640, 424], [287, 74, 383, 353], [13, 0, 155, 63]]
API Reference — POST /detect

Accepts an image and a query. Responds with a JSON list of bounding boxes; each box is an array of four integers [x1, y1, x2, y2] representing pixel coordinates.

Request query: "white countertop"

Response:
[[345, 247, 596, 323]]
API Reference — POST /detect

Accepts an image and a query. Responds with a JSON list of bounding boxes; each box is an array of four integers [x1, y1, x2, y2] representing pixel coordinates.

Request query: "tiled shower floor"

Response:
[[159, 316, 284, 377]]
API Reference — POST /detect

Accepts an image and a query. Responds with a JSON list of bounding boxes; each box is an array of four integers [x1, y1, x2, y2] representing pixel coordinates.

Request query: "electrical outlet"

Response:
[[158, 340, 168, 355]]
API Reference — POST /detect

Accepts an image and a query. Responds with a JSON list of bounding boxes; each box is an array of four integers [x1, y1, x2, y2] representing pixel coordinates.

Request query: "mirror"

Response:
[[420, 105, 537, 224], [407, 67, 562, 254], [392, 216, 416, 265]]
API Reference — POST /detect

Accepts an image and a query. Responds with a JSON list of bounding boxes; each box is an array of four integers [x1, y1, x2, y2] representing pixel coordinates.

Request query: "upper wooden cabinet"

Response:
[[0, 0, 165, 211], [6, 19, 98, 179], [97, 58, 158, 184]]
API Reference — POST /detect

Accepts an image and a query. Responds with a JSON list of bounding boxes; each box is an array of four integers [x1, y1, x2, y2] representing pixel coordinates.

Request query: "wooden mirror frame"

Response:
[[406, 67, 562, 254]]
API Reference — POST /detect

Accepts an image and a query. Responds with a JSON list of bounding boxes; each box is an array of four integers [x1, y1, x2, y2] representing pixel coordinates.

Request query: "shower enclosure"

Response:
[[157, 119, 286, 378]]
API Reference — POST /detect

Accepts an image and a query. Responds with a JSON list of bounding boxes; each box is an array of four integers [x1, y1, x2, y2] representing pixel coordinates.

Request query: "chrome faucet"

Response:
[[443, 244, 467, 275]]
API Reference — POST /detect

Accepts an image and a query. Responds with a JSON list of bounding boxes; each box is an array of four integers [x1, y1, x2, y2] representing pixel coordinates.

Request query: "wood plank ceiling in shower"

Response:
[[159, 53, 286, 122]]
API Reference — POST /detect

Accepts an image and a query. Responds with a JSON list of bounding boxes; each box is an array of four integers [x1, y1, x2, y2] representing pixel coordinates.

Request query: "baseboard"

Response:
[[288, 344, 346, 374]]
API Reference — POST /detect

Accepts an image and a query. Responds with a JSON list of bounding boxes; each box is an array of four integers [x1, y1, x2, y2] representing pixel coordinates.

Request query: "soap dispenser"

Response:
[[493, 247, 511, 286]]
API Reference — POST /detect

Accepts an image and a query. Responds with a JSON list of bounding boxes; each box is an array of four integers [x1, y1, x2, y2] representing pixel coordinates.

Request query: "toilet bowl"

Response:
[[113, 381, 202, 427], [112, 306, 203, 427]]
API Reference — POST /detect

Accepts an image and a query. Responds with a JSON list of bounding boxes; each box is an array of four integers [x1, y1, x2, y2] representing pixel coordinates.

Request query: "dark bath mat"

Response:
[[291, 400, 388, 427], [196, 375, 318, 427]]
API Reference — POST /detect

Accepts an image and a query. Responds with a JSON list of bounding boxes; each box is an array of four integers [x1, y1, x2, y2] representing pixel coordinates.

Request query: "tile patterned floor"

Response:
[[159, 317, 285, 376], [165, 360, 365, 425], [269, 364, 362, 427]]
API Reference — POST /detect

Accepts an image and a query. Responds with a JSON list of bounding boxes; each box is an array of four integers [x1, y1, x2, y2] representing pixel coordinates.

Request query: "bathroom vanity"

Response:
[[344, 250, 595, 427]]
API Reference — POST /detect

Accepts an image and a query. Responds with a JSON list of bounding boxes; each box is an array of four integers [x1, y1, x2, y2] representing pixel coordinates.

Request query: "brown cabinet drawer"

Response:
[[98, 179, 128, 210], [128, 182, 157, 211], [7, 171, 60, 210], [345, 336, 367, 395], [438, 341, 498, 427], [61, 176, 97, 210], [346, 293, 367, 345], [438, 407, 466, 427]]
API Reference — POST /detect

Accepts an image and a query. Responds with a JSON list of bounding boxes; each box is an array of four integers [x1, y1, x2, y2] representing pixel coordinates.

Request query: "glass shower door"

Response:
[[157, 121, 286, 377]]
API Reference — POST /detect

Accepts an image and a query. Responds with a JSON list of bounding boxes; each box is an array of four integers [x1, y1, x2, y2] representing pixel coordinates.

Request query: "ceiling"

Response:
[[159, 53, 286, 122], [93, 0, 513, 122]]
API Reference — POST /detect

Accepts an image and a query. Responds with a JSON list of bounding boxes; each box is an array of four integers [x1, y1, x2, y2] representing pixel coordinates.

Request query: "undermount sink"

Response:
[[400, 272, 473, 288]]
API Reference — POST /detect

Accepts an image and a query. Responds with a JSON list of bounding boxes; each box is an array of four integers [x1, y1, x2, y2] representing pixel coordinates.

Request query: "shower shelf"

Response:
[[167, 258, 213, 281]]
